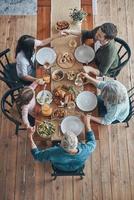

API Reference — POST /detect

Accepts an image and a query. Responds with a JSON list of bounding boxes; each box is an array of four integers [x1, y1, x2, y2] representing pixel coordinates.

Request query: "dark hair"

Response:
[[15, 35, 35, 66], [100, 23, 117, 40]]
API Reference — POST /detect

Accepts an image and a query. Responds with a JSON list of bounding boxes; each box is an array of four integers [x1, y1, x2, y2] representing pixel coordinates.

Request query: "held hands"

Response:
[[81, 114, 92, 132], [27, 126, 35, 138], [79, 72, 91, 79]]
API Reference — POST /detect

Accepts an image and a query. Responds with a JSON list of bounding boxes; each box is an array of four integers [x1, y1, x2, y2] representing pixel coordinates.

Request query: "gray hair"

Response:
[[61, 131, 78, 151], [101, 81, 127, 105]]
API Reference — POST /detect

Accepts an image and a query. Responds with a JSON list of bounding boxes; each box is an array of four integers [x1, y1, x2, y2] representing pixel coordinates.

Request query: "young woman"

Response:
[[15, 34, 62, 83], [80, 72, 130, 125]]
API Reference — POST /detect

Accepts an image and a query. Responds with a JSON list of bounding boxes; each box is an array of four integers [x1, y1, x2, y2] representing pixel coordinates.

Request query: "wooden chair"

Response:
[[51, 164, 85, 180], [1, 85, 27, 135], [107, 37, 131, 79], [0, 48, 25, 88], [123, 86, 134, 127]]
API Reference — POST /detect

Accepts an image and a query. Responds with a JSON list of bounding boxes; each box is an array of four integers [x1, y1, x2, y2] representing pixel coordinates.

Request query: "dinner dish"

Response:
[[57, 52, 75, 69], [55, 20, 70, 31], [37, 121, 55, 138], [36, 47, 57, 65], [74, 45, 95, 63], [76, 91, 97, 111], [36, 90, 53, 105], [53, 85, 76, 106], [52, 69, 64, 81], [52, 108, 66, 119], [61, 116, 84, 136]]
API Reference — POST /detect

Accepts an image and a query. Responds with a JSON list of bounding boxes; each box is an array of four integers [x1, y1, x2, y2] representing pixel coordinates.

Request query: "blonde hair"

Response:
[[101, 81, 127, 105], [16, 87, 34, 112], [61, 131, 78, 151]]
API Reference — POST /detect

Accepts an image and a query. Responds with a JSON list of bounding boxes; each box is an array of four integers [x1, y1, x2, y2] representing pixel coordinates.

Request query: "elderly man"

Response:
[[62, 22, 119, 76], [28, 115, 96, 172]]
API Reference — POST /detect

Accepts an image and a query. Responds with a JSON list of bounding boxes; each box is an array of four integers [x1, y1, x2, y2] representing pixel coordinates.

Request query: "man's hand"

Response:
[[81, 114, 92, 132], [60, 29, 70, 36], [83, 66, 100, 76]]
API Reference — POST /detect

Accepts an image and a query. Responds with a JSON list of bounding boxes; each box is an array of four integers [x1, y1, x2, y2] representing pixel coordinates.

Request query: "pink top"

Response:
[[21, 82, 38, 128]]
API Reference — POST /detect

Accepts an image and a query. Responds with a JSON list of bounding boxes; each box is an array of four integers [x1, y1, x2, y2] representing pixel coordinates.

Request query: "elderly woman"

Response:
[[15, 34, 62, 83], [80, 73, 130, 125], [28, 115, 96, 172]]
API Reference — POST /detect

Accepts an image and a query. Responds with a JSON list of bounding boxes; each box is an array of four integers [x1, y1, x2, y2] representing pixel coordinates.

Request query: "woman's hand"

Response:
[[79, 72, 91, 79], [27, 126, 35, 138]]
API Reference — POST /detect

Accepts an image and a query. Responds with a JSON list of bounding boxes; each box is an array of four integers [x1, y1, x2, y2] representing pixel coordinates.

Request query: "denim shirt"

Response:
[[31, 131, 96, 172], [97, 80, 130, 125]]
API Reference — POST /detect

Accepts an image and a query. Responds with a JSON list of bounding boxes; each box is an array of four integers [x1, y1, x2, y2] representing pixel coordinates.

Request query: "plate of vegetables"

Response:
[[37, 121, 55, 138]]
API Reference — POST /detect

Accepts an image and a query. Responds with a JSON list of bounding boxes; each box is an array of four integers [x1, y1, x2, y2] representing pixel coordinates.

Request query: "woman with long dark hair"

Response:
[[16, 34, 61, 83]]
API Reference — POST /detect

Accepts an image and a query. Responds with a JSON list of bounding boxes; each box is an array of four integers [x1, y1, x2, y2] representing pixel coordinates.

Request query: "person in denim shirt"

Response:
[[80, 72, 130, 125], [28, 115, 96, 172]]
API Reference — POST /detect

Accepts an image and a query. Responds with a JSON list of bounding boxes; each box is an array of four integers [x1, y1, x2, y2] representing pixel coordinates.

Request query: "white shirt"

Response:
[[16, 39, 43, 78]]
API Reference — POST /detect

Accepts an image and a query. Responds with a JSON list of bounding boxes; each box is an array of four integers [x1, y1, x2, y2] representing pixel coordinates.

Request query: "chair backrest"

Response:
[[0, 48, 24, 88], [108, 37, 131, 78], [124, 86, 134, 123], [51, 164, 85, 180], [1, 85, 24, 126]]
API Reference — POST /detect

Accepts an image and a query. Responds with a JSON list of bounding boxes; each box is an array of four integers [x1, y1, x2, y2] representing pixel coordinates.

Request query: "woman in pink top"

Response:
[[16, 81, 41, 131]]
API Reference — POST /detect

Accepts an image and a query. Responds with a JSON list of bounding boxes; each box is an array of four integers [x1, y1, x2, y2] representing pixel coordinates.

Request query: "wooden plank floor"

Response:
[[0, 0, 134, 200]]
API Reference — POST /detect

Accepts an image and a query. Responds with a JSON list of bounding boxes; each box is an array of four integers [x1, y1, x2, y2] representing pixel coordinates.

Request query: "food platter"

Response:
[[57, 52, 75, 69], [37, 121, 55, 138], [74, 45, 95, 63], [36, 90, 53, 105], [36, 47, 57, 65], [55, 20, 70, 31], [52, 108, 66, 119], [61, 116, 84, 136], [76, 91, 97, 111], [52, 69, 64, 81]]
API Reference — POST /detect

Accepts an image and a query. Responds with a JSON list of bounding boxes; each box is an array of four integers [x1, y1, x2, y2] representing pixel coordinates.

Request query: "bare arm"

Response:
[[83, 66, 100, 76], [21, 75, 37, 82], [90, 116, 103, 124], [80, 72, 100, 87], [39, 33, 65, 46], [28, 127, 37, 149], [61, 29, 81, 36]]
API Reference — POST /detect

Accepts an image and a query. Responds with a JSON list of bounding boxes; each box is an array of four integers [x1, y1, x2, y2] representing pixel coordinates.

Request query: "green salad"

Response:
[[37, 121, 55, 138]]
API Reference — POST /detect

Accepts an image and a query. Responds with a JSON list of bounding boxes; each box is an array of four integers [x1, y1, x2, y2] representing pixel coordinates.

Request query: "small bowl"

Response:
[[66, 71, 76, 80], [52, 69, 64, 81], [68, 39, 77, 48], [55, 20, 70, 31], [52, 108, 66, 119]]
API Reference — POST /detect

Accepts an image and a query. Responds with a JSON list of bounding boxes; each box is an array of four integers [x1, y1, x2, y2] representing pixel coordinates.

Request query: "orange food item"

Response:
[[43, 74, 50, 83], [41, 103, 52, 116]]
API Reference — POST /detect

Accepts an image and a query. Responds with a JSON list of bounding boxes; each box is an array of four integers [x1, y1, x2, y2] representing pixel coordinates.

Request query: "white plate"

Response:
[[36, 47, 57, 65], [74, 45, 95, 63], [61, 116, 84, 136], [36, 90, 53, 105], [76, 91, 97, 111]]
